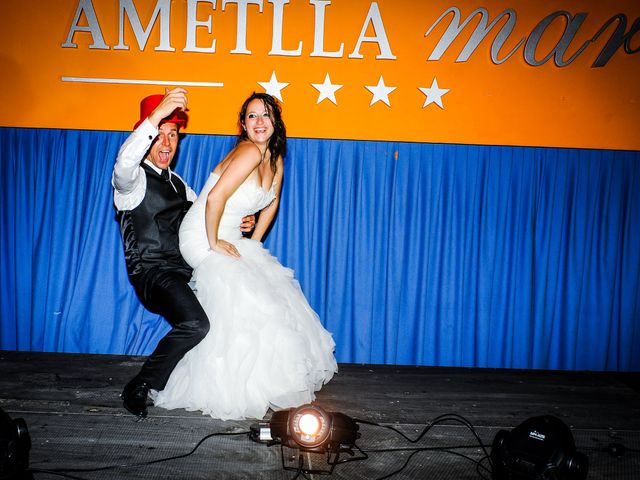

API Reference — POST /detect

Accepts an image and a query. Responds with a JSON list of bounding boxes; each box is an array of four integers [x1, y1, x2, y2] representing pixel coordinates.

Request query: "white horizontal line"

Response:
[[61, 76, 223, 87]]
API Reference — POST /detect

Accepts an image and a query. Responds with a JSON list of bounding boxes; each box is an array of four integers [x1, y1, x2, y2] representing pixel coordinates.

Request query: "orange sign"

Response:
[[4, 0, 640, 150]]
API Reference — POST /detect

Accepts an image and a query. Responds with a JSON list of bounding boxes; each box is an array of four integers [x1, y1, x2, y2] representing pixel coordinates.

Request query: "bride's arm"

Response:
[[206, 143, 262, 257], [251, 156, 284, 242]]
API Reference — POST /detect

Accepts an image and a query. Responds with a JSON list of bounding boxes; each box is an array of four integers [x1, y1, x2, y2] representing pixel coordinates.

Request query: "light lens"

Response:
[[290, 406, 331, 448], [298, 413, 321, 436]]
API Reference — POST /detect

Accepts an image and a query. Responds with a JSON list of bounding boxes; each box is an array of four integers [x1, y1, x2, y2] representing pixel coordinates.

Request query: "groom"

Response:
[[113, 88, 252, 418]]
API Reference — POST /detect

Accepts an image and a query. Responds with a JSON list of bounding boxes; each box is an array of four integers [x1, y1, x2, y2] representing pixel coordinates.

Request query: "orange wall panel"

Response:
[[4, 0, 639, 150]]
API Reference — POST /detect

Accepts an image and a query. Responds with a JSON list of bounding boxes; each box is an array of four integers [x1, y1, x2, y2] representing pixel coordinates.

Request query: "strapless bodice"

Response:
[[179, 173, 275, 268]]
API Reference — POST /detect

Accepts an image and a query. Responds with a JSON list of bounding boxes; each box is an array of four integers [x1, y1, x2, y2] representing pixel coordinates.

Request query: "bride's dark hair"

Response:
[[237, 92, 287, 173]]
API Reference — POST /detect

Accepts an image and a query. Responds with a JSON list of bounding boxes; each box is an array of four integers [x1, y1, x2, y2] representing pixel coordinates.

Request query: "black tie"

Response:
[[161, 169, 170, 182]]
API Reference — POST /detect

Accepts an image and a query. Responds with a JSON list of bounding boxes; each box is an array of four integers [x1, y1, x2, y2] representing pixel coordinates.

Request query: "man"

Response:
[[113, 88, 252, 418]]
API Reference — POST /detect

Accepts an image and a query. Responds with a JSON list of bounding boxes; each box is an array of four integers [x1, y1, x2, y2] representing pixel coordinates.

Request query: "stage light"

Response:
[[268, 404, 359, 454], [251, 404, 365, 474], [0, 407, 31, 480], [491, 415, 588, 480], [278, 404, 332, 450]]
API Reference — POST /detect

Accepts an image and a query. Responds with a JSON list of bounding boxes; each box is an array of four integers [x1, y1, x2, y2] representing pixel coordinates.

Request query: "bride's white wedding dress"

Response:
[[152, 172, 337, 420]]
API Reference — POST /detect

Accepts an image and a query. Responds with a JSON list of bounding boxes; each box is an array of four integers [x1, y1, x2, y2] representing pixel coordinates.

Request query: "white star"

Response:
[[311, 73, 343, 105], [365, 76, 396, 107], [258, 71, 289, 102], [419, 78, 450, 109]]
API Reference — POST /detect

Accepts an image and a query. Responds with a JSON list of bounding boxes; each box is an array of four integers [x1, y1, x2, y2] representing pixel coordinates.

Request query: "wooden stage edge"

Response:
[[1, 350, 639, 479]]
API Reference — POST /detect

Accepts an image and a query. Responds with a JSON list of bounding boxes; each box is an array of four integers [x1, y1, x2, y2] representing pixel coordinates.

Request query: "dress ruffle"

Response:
[[152, 173, 337, 420]]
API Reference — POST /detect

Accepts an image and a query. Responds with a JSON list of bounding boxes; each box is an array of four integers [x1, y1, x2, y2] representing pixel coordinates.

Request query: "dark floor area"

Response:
[[1, 351, 639, 479]]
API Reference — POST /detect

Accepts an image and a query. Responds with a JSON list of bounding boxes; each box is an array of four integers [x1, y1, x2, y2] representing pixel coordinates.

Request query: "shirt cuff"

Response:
[[134, 118, 159, 141]]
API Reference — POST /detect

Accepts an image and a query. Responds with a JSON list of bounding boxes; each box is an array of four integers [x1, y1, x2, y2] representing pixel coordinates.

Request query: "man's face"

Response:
[[148, 122, 179, 170]]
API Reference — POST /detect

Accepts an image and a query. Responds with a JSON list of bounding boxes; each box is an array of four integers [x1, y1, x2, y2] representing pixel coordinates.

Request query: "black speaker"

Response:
[[491, 415, 588, 480], [0, 407, 31, 480]]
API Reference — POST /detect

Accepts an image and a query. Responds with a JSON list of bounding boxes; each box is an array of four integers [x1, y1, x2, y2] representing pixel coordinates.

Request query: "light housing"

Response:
[[491, 415, 588, 480], [0, 407, 31, 480], [253, 404, 365, 475], [270, 404, 359, 453]]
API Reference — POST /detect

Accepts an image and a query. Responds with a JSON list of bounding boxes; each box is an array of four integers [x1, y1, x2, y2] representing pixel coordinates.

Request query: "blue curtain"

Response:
[[1, 127, 639, 371]]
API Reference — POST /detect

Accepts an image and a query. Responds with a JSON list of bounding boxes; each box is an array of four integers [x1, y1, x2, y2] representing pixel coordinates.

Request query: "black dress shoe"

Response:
[[121, 377, 151, 418]]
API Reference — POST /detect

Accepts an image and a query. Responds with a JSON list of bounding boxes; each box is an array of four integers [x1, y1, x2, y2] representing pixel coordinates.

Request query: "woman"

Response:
[[152, 93, 337, 420]]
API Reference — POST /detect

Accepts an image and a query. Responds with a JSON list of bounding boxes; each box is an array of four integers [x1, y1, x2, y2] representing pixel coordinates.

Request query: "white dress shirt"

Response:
[[112, 119, 197, 211]]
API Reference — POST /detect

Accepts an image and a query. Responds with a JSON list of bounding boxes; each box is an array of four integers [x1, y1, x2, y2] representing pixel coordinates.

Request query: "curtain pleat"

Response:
[[1, 127, 638, 370]]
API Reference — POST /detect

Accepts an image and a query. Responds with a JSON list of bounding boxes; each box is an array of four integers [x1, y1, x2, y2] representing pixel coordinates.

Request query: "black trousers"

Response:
[[132, 269, 210, 390]]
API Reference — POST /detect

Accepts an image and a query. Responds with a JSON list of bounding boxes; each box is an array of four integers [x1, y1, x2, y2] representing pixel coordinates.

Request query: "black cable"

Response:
[[476, 454, 492, 480], [372, 447, 489, 480], [361, 445, 492, 479], [357, 413, 491, 458], [330, 442, 369, 466], [30, 430, 249, 475], [290, 454, 305, 479], [356, 413, 489, 451], [29, 413, 497, 479], [355, 413, 493, 479], [289, 453, 316, 479]]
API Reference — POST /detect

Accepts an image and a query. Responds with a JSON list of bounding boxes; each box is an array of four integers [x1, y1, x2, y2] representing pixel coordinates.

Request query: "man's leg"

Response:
[[123, 270, 209, 417], [137, 270, 210, 389]]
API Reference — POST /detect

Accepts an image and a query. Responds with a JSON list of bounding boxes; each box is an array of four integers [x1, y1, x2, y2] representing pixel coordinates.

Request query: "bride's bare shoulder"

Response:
[[213, 142, 261, 175], [234, 140, 262, 158], [228, 142, 263, 168]]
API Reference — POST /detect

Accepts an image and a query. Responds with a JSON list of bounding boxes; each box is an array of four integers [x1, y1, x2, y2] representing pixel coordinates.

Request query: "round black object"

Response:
[[0, 408, 31, 480], [491, 415, 588, 480]]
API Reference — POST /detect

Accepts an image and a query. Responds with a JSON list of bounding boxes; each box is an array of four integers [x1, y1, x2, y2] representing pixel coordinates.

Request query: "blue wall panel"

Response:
[[1, 127, 638, 370]]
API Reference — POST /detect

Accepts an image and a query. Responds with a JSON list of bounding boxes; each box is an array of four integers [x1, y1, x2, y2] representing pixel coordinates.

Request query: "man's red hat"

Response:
[[133, 94, 188, 130]]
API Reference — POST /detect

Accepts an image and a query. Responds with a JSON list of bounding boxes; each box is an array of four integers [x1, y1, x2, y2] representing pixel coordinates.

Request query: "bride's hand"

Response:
[[211, 239, 241, 258]]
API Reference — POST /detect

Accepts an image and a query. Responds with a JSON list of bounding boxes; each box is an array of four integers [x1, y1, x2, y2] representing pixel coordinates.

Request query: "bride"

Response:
[[152, 93, 337, 420]]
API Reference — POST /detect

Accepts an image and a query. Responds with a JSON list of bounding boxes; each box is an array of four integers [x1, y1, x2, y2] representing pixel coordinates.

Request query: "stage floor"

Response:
[[1, 351, 639, 479]]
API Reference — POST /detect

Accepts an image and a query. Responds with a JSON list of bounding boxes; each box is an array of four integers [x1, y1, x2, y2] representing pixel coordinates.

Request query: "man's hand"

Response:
[[240, 215, 256, 233], [148, 88, 188, 128]]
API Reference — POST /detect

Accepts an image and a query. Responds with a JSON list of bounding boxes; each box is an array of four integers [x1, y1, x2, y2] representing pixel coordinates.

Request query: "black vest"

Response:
[[116, 163, 193, 281]]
